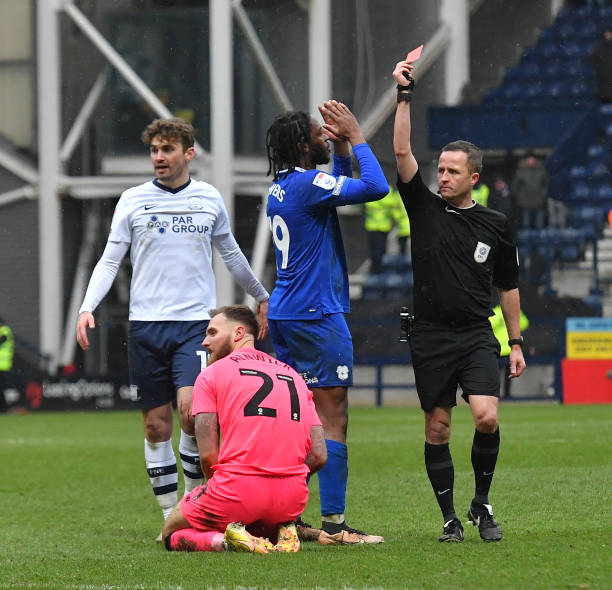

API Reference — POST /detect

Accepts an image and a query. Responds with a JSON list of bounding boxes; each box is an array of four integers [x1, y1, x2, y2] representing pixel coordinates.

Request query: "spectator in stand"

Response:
[[488, 176, 518, 237], [590, 26, 612, 104], [511, 153, 549, 230], [390, 187, 412, 256], [471, 180, 490, 207], [0, 316, 14, 413], [364, 191, 395, 274]]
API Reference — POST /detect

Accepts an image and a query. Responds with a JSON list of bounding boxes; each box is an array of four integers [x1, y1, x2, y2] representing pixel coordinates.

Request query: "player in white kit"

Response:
[[76, 118, 269, 537]]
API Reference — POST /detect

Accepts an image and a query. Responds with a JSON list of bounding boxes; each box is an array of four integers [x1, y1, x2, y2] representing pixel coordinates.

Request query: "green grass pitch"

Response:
[[1, 403, 610, 589]]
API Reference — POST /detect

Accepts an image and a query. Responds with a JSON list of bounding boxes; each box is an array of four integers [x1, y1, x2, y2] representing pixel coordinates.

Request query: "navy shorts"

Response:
[[128, 320, 209, 409], [409, 320, 501, 412], [268, 313, 353, 388]]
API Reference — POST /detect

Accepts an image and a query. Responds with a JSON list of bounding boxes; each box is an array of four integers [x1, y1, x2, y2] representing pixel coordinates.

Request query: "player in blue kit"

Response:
[[76, 118, 269, 538], [265, 100, 387, 543]]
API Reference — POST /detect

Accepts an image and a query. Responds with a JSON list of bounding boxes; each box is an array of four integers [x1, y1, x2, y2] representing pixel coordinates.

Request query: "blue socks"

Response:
[[318, 439, 348, 515]]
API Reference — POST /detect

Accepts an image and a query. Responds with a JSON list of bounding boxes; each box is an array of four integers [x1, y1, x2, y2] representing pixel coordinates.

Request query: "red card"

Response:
[[406, 45, 423, 63]]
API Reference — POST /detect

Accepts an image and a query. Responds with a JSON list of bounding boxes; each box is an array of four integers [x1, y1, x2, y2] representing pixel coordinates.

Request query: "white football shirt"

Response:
[[81, 178, 267, 321]]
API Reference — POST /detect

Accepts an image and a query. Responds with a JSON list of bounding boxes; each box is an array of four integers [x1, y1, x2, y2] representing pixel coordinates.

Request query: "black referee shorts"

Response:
[[409, 320, 501, 412]]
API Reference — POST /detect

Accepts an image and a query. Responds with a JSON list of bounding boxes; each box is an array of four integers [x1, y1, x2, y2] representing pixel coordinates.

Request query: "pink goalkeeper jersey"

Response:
[[192, 347, 322, 476]]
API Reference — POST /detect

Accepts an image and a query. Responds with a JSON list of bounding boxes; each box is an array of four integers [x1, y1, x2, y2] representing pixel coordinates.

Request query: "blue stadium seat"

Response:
[[545, 80, 566, 98], [571, 182, 590, 200], [502, 81, 522, 100], [543, 58, 563, 77], [537, 39, 559, 58], [596, 184, 612, 201], [569, 165, 588, 179], [575, 20, 598, 37], [567, 58, 590, 77], [567, 205, 603, 228], [362, 274, 386, 301], [521, 57, 542, 76], [556, 20, 576, 38], [526, 80, 545, 99], [569, 78, 591, 97], [600, 104, 612, 117], [588, 161, 609, 178], [384, 272, 413, 300], [381, 254, 411, 273], [587, 144, 608, 159]]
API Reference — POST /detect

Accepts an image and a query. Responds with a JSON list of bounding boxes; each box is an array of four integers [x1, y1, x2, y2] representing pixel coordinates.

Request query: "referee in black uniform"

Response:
[[392, 57, 526, 543]]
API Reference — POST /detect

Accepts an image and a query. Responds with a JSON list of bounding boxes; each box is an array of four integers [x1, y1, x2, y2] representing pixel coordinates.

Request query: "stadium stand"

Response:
[[430, 3, 612, 306]]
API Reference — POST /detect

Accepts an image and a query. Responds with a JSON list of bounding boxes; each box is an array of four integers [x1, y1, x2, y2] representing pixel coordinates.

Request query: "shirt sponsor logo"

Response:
[[147, 215, 169, 234], [301, 373, 319, 385], [170, 215, 209, 234], [474, 241, 491, 263], [336, 365, 350, 381], [312, 172, 337, 190], [147, 215, 209, 235]]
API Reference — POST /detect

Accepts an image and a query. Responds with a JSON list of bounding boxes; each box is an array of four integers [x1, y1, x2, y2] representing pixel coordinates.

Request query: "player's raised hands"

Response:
[[319, 100, 365, 147]]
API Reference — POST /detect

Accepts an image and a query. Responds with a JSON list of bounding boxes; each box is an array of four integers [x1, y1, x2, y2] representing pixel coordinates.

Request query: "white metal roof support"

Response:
[[243, 190, 270, 309], [440, 0, 470, 105], [0, 146, 38, 185], [309, 0, 331, 118], [62, 0, 207, 159], [232, 0, 294, 112], [37, 0, 63, 374], [60, 70, 106, 165], [59, 210, 100, 367], [210, 0, 234, 305]]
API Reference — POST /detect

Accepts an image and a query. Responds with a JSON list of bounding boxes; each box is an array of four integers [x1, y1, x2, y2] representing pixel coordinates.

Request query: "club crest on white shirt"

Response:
[[312, 172, 337, 190], [188, 197, 204, 210], [474, 241, 491, 263]]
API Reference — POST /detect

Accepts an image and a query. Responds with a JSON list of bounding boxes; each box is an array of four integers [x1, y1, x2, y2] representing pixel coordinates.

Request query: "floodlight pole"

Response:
[[37, 0, 63, 374], [440, 0, 470, 105], [309, 0, 331, 118], [210, 0, 234, 304]]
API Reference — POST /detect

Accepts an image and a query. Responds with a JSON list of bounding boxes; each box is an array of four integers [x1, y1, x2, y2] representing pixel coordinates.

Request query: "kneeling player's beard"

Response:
[[207, 338, 233, 365]]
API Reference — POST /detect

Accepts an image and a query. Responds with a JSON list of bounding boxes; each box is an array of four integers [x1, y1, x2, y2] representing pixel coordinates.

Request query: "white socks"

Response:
[[144, 438, 178, 520], [178, 429, 204, 495]]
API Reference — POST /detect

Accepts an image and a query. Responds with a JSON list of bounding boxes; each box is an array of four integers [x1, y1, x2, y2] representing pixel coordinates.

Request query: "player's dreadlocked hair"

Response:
[[266, 111, 312, 180]]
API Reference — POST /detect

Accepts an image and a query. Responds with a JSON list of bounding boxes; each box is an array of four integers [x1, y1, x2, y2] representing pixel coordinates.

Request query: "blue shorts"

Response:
[[128, 320, 209, 409], [268, 314, 353, 388]]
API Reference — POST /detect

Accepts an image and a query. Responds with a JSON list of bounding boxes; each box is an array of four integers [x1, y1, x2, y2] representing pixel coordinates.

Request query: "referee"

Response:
[[392, 57, 526, 543]]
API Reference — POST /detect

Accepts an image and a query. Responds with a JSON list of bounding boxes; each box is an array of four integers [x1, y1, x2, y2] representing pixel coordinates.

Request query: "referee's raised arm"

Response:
[[393, 59, 418, 183]]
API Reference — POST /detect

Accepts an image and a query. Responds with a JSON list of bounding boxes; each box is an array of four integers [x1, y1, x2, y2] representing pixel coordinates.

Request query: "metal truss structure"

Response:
[[0, 0, 473, 372]]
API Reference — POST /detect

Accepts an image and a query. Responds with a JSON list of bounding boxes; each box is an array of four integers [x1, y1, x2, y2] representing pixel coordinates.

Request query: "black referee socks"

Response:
[[471, 428, 500, 505], [424, 442, 456, 521]]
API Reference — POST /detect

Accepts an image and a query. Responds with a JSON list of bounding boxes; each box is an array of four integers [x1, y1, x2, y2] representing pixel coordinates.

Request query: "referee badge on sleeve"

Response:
[[474, 241, 491, 263]]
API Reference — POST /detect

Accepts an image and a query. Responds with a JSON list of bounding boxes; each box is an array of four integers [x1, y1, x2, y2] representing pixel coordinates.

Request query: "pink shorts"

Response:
[[180, 470, 308, 540]]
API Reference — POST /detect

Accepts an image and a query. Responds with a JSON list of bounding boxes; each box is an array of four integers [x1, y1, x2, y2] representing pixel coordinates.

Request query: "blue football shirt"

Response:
[[266, 143, 388, 320]]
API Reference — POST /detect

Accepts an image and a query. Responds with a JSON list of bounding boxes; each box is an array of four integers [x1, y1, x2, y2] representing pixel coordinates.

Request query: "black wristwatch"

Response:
[[508, 337, 524, 348]]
